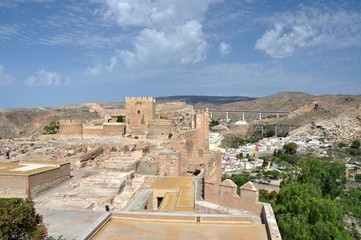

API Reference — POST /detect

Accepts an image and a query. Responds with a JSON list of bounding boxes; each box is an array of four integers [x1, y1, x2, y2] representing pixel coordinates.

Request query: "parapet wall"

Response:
[[261, 203, 282, 240], [81, 212, 261, 240], [218, 181, 263, 215], [204, 150, 263, 215]]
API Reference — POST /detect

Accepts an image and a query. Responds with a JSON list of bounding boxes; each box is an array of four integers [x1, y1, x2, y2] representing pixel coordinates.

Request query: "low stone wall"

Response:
[[83, 126, 103, 137], [0, 162, 71, 198], [104, 157, 139, 172], [137, 160, 158, 175], [261, 203, 282, 240], [81, 211, 266, 240], [194, 170, 204, 201], [29, 162, 71, 196], [0, 175, 28, 198]]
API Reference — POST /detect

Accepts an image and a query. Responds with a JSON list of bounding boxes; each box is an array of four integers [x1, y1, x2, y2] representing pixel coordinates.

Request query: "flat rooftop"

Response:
[[86, 213, 268, 240], [151, 176, 194, 212], [0, 161, 67, 176]]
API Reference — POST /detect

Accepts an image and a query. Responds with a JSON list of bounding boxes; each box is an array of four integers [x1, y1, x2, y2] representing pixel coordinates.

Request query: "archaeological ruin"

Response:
[[0, 96, 281, 239]]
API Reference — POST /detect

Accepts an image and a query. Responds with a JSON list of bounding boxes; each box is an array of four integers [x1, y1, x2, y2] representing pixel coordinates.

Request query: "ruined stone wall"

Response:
[[83, 126, 103, 137], [138, 160, 158, 175], [195, 111, 209, 151], [102, 123, 126, 136], [170, 129, 210, 175], [131, 145, 150, 159], [156, 151, 180, 176], [0, 175, 28, 198], [29, 162, 71, 196], [104, 157, 139, 172], [59, 119, 83, 138], [148, 119, 174, 139], [203, 152, 222, 203], [194, 170, 205, 201]]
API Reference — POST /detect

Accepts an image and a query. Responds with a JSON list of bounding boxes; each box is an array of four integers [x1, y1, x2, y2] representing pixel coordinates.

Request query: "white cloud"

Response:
[[255, 8, 361, 58], [86, 56, 118, 75], [85, 0, 215, 74], [24, 70, 68, 86], [87, 19, 208, 74], [255, 23, 316, 58], [0, 0, 53, 8], [120, 20, 208, 68], [100, 0, 216, 29], [0, 25, 20, 43], [219, 42, 231, 56], [0, 65, 15, 85]]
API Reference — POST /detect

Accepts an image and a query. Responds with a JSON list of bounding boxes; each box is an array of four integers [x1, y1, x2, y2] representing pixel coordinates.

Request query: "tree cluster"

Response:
[[0, 198, 47, 240], [221, 135, 256, 149], [274, 156, 358, 239], [209, 119, 220, 129]]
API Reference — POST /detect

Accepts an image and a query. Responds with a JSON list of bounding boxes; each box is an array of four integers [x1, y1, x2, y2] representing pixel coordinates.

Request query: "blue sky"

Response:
[[0, 0, 361, 108]]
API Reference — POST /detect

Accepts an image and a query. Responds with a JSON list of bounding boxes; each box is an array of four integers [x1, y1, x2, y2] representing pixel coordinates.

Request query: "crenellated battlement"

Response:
[[59, 119, 83, 125], [125, 97, 156, 103]]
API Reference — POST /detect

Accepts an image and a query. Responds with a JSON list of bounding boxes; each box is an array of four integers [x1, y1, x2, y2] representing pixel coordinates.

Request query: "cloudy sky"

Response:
[[1, 0, 361, 108]]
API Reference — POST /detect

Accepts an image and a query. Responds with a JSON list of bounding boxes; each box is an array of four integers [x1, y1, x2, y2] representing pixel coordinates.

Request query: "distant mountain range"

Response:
[[156, 95, 257, 105]]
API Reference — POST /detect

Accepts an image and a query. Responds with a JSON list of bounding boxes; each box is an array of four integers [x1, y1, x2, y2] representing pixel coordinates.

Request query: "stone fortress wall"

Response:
[[59, 119, 126, 138], [59, 120, 83, 137]]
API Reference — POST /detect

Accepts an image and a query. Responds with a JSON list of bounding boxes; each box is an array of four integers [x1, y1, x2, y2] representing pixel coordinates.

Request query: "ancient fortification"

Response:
[[1, 97, 280, 239]]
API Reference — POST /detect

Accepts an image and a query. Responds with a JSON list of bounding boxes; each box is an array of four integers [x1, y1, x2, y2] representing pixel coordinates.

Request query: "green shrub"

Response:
[[43, 121, 59, 134], [0, 198, 47, 240], [283, 142, 298, 155], [355, 174, 361, 182], [116, 116, 125, 122]]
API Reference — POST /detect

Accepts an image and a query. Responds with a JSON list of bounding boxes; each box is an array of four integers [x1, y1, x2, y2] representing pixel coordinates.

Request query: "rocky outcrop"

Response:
[[288, 98, 361, 143]]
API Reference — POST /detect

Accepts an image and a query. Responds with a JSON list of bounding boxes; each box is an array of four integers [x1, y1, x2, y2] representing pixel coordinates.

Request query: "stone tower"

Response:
[[125, 97, 155, 137], [194, 109, 209, 151]]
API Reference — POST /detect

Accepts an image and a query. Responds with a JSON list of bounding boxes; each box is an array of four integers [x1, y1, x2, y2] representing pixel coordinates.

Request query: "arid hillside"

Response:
[[0, 92, 360, 143]]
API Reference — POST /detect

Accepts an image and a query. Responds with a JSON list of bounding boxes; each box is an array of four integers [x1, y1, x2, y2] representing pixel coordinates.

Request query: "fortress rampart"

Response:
[[59, 119, 126, 138]]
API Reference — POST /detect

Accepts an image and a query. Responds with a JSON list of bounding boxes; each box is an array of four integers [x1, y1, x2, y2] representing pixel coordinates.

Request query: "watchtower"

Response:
[[125, 97, 155, 137]]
